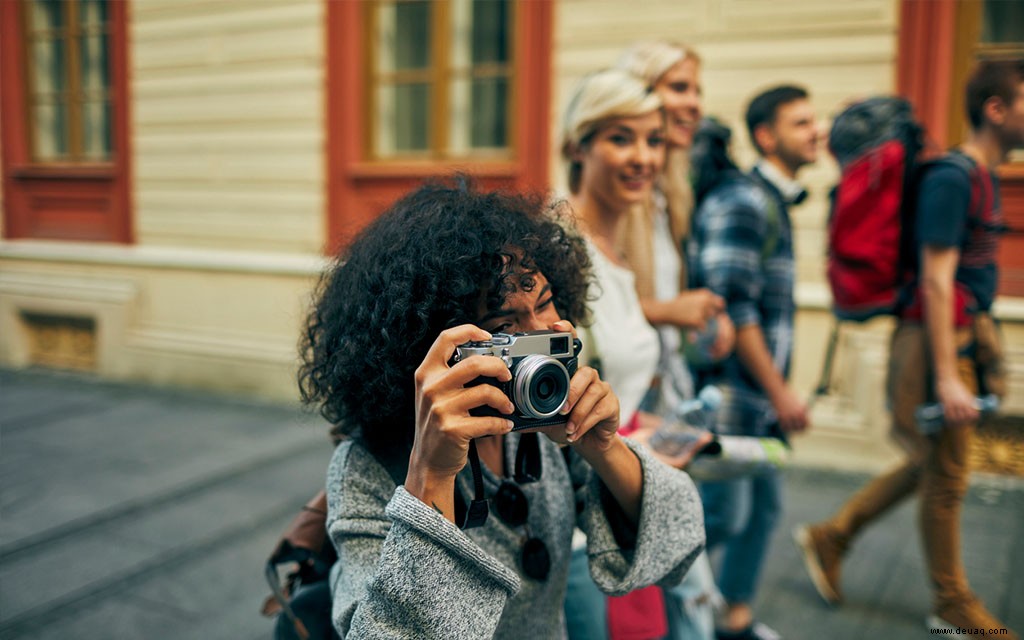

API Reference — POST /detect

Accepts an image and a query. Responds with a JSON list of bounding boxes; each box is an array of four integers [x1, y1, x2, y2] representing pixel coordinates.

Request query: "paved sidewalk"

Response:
[[0, 368, 1021, 639]]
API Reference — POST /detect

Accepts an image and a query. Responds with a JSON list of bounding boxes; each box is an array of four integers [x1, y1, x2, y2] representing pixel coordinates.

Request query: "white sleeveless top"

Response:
[[580, 238, 660, 422]]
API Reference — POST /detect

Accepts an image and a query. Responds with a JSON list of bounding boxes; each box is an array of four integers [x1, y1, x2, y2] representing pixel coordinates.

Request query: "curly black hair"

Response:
[[298, 177, 593, 456]]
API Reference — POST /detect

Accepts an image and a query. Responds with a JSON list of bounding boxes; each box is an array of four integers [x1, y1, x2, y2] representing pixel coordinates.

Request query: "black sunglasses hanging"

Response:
[[460, 432, 551, 581]]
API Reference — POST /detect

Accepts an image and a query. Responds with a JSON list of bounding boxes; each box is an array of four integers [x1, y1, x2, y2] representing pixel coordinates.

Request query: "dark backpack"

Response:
[[261, 490, 339, 640], [826, 96, 924, 321]]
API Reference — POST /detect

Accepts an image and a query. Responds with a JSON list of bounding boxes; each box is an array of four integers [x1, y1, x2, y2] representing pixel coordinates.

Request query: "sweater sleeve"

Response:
[[326, 441, 520, 639], [572, 438, 705, 596]]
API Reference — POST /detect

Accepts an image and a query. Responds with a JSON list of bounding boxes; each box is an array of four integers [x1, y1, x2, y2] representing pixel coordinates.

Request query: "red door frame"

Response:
[[325, 0, 552, 254], [0, 0, 133, 243]]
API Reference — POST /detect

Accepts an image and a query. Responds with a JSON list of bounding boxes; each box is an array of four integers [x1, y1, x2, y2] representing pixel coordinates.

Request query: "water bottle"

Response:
[[915, 394, 1000, 434], [649, 385, 723, 457], [682, 316, 720, 367], [686, 434, 790, 482]]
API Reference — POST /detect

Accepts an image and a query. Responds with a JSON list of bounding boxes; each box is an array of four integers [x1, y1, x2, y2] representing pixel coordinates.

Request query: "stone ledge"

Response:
[[0, 239, 326, 277]]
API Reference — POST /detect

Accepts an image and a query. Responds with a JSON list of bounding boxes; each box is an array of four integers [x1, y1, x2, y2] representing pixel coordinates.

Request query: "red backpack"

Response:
[[813, 97, 924, 397], [826, 96, 925, 321]]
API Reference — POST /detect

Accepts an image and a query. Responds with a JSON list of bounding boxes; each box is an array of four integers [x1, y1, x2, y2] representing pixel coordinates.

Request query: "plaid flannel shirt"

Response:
[[689, 169, 796, 437]]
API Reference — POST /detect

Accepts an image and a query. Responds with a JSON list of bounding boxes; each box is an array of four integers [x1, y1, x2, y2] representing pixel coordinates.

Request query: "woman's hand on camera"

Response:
[[406, 325, 516, 519], [537, 320, 620, 454]]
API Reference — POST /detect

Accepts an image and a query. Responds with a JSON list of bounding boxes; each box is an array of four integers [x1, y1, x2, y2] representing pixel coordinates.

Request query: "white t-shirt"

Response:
[[581, 238, 659, 422]]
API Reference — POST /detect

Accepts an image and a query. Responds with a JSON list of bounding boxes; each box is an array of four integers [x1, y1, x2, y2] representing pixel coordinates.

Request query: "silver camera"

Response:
[[451, 330, 583, 431]]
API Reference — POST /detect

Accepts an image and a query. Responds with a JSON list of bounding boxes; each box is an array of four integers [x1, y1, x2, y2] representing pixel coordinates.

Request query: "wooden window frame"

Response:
[[1, 0, 133, 243], [326, 0, 551, 254], [363, 0, 516, 161], [898, 0, 1024, 297]]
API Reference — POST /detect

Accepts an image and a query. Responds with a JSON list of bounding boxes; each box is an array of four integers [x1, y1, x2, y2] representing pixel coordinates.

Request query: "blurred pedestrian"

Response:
[[559, 68, 707, 640], [690, 85, 819, 640], [794, 59, 1022, 639], [617, 40, 735, 640]]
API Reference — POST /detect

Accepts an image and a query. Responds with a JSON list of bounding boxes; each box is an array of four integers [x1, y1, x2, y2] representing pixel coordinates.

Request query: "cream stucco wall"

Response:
[[0, 244, 322, 399], [0, 0, 326, 401], [132, 0, 325, 253]]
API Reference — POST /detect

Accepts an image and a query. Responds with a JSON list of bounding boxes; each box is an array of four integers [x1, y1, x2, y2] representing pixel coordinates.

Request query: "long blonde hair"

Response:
[[615, 42, 700, 298], [561, 68, 663, 195]]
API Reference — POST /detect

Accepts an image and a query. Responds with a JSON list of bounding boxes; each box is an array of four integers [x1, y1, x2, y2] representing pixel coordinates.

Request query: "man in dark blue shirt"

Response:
[[796, 60, 1024, 639]]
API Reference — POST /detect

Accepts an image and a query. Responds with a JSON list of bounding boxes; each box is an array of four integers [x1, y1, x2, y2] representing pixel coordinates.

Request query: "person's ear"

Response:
[[562, 140, 586, 163], [982, 95, 1007, 127], [753, 123, 776, 156]]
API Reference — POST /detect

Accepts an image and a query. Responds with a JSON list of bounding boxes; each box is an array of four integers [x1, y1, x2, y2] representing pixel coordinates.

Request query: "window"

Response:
[[943, 0, 1024, 152], [1, 0, 131, 242], [25, 0, 113, 162], [368, 0, 513, 159], [327, 0, 551, 252]]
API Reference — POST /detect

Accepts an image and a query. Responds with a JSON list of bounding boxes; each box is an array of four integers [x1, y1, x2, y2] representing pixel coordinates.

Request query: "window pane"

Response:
[[471, 0, 508, 64], [377, 1, 431, 73], [79, 33, 110, 98], [447, 76, 508, 153], [79, 0, 109, 28], [448, 77, 470, 154], [82, 100, 111, 159], [29, 0, 63, 33], [470, 77, 507, 148], [981, 1, 1024, 44], [376, 83, 430, 154], [32, 103, 68, 160], [32, 37, 66, 95]]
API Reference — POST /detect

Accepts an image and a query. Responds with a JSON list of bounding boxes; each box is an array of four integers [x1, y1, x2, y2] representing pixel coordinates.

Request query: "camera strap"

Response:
[[460, 433, 544, 529], [461, 440, 490, 529], [513, 432, 542, 484]]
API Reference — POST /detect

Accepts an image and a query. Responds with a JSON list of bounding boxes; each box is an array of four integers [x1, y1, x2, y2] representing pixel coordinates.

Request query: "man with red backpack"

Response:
[[795, 60, 1024, 638]]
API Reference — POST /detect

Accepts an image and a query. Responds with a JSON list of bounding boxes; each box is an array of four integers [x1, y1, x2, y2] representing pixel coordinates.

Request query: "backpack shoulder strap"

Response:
[[745, 169, 782, 262], [761, 197, 781, 262], [925, 150, 987, 226]]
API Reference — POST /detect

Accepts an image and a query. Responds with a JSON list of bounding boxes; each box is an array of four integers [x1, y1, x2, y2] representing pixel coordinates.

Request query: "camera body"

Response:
[[451, 330, 583, 431]]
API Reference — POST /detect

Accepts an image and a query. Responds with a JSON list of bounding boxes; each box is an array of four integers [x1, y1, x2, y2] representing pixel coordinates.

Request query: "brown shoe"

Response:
[[792, 523, 843, 605], [929, 596, 1019, 639]]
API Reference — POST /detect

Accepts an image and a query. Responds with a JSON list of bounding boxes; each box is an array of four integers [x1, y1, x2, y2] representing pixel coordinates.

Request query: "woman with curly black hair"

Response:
[[301, 177, 704, 639]]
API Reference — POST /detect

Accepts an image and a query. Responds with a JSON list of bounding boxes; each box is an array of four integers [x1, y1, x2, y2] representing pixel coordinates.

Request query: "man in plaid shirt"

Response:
[[690, 85, 818, 640]]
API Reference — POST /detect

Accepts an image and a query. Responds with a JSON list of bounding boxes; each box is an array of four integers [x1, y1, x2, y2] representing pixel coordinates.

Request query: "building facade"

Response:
[[2, 0, 1022, 473]]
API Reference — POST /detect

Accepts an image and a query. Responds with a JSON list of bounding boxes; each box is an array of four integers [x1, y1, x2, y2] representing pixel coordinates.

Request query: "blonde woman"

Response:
[[617, 41, 737, 640], [618, 41, 735, 414], [560, 68, 707, 640], [561, 68, 665, 424]]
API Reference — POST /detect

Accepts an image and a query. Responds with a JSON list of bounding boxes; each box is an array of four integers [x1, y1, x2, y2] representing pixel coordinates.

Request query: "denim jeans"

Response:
[[663, 551, 719, 640], [699, 467, 782, 605], [564, 545, 609, 640]]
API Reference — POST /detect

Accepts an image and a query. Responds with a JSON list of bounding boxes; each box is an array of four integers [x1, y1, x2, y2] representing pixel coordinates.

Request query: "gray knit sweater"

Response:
[[325, 432, 704, 639]]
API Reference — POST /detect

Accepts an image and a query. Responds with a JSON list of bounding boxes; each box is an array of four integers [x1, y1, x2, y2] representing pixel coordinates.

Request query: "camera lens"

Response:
[[513, 355, 570, 419]]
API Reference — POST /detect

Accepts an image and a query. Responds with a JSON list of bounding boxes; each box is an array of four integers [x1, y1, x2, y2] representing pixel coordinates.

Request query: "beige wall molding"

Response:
[[126, 325, 297, 365], [0, 271, 137, 375], [0, 240, 325, 276]]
